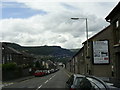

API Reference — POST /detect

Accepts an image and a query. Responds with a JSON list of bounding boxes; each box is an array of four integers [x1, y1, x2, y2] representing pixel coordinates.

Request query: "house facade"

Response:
[[105, 2, 120, 85], [2, 42, 23, 64], [2, 42, 35, 66], [66, 2, 120, 87], [76, 47, 85, 75], [83, 25, 113, 77], [69, 25, 114, 77]]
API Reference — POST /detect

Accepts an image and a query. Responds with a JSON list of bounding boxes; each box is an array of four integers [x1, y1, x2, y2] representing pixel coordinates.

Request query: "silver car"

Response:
[[66, 74, 85, 89], [66, 74, 116, 90]]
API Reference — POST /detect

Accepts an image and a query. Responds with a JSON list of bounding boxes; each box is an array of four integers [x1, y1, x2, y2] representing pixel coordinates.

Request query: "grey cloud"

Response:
[[56, 36, 67, 43], [1, 2, 112, 49], [60, 3, 79, 10]]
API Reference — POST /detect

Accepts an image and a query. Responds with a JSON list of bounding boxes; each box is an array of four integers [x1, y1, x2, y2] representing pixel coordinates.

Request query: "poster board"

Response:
[[92, 40, 110, 64]]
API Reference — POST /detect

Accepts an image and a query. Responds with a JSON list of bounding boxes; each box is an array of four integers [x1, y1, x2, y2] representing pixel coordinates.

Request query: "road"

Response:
[[2, 68, 70, 90]]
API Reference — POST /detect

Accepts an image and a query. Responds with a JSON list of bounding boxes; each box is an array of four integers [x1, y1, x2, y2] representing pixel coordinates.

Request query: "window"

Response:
[[10, 54, 12, 61], [74, 77, 83, 86], [2, 47, 4, 50], [2, 56, 5, 64], [75, 57, 77, 63], [115, 20, 119, 28], [7, 54, 9, 61], [82, 53, 83, 56], [114, 20, 120, 44]]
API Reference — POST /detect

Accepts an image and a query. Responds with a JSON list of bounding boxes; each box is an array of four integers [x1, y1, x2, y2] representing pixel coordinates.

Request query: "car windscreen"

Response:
[[87, 77, 106, 89], [74, 77, 83, 87], [35, 70, 40, 73]]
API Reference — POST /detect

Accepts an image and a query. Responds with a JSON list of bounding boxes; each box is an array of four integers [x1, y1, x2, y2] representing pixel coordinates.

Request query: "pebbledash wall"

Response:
[[68, 25, 114, 78], [83, 25, 114, 77], [105, 2, 120, 86], [66, 2, 120, 87]]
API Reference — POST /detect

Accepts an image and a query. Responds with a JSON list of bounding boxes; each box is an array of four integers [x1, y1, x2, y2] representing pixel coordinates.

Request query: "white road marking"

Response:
[[49, 78, 52, 80], [3, 83, 14, 87], [52, 75, 56, 78], [37, 74, 56, 89], [38, 85, 42, 88], [44, 80, 48, 84], [43, 74, 56, 85], [36, 85, 42, 90]]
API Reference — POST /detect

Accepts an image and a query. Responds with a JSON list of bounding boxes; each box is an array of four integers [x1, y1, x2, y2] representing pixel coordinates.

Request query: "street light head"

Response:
[[71, 18, 79, 20], [71, 17, 87, 20], [70, 17, 89, 57]]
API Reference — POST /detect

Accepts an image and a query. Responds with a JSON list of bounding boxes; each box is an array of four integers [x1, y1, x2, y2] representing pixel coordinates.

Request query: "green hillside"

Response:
[[3, 42, 75, 58]]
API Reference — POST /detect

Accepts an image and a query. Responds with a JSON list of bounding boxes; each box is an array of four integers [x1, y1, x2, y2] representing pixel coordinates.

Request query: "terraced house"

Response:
[[2, 42, 35, 66], [69, 25, 113, 77], [66, 2, 120, 87], [2, 42, 23, 64], [105, 2, 120, 86]]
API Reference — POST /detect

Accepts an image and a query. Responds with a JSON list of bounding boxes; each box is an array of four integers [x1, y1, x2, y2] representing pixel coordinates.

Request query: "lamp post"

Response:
[[71, 18, 89, 58]]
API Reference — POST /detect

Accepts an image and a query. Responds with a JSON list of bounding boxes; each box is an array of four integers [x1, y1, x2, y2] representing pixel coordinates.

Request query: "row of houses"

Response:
[[42, 60, 58, 69], [66, 2, 120, 86], [2, 42, 58, 70], [2, 42, 35, 66], [1, 42, 59, 80], [1, 42, 36, 80]]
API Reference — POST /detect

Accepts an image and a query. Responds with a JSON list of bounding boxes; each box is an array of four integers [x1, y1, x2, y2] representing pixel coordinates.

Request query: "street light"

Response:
[[71, 18, 89, 58]]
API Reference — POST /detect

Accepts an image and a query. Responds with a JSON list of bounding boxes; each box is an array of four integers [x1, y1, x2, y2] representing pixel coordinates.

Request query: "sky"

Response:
[[0, 0, 119, 49]]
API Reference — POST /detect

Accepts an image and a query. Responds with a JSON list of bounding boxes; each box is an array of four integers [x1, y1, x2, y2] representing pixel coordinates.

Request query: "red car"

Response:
[[34, 70, 45, 77]]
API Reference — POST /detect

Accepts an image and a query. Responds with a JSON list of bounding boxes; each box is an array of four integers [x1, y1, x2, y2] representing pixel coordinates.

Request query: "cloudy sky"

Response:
[[1, 0, 119, 49]]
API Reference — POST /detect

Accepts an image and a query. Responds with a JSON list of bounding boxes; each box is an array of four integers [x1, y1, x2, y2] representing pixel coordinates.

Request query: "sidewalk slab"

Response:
[[2, 75, 34, 84]]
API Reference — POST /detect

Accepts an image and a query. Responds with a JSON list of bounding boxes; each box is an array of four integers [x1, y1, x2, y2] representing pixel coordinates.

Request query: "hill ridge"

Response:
[[2, 42, 76, 57]]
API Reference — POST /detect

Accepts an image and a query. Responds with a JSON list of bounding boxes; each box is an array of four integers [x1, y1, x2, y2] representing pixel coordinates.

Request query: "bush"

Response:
[[2, 62, 17, 71], [0, 64, 2, 68]]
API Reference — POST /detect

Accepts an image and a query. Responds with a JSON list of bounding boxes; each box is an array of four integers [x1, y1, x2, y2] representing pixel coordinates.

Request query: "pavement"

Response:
[[64, 69, 73, 77], [1, 69, 119, 89], [2, 68, 69, 89], [1, 75, 34, 88]]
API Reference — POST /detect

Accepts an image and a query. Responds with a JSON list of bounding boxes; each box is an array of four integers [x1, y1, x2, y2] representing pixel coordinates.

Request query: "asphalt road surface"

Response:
[[2, 68, 70, 90]]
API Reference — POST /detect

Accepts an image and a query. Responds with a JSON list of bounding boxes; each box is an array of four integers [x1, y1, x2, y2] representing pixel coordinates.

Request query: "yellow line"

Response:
[[21, 79, 29, 82], [64, 69, 73, 75], [2, 82, 14, 84], [64, 71, 71, 77]]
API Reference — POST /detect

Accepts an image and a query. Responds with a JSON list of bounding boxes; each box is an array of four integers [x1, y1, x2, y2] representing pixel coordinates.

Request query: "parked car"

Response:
[[66, 74, 111, 90], [43, 70, 50, 75], [34, 70, 45, 77], [50, 69, 55, 73], [43, 70, 48, 75], [66, 74, 85, 89], [47, 70, 50, 74], [78, 76, 110, 90], [55, 68, 59, 72]]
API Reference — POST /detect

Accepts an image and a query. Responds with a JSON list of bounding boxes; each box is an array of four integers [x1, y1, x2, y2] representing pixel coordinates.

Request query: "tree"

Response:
[[35, 61, 41, 69]]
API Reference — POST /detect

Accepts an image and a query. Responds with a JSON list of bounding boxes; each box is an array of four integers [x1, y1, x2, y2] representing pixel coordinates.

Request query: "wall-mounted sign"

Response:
[[92, 40, 109, 64]]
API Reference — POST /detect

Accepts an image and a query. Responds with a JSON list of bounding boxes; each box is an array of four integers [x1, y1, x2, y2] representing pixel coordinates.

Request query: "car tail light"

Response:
[[70, 88, 76, 90]]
